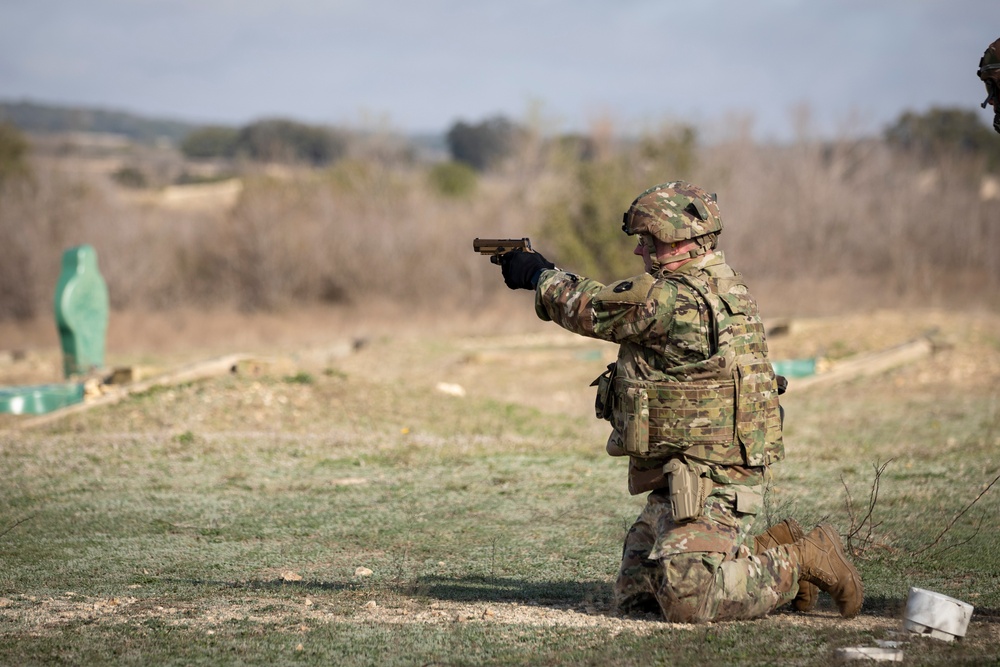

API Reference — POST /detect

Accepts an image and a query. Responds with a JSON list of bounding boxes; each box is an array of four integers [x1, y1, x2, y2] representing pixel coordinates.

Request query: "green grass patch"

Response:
[[2, 333, 999, 665]]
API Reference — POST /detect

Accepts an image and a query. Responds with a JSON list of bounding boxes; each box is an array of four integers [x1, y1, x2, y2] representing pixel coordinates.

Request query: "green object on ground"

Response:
[[0, 383, 84, 414], [771, 358, 817, 378], [54, 244, 109, 378]]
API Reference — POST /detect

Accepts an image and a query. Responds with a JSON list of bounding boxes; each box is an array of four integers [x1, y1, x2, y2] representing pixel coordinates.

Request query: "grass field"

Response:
[[1, 308, 999, 666]]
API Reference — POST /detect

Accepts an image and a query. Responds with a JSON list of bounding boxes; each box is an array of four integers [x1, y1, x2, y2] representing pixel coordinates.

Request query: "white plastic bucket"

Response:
[[903, 587, 973, 641]]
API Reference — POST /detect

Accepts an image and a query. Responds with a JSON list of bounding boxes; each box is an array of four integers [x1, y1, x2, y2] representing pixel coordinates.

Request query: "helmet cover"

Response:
[[622, 181, 722, 244], [979, 38, 1000, 133], [978, 38, 1000, 81]]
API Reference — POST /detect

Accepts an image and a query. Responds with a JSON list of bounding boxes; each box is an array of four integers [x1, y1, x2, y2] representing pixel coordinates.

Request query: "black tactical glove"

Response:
[[500, 249, 555, 290]]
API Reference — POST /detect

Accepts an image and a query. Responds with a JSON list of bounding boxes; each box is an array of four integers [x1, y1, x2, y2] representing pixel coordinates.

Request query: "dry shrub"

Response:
[[0, 123, 997, 322], [700, 131, 1000, 312], [0, 164, 122, 318], [214, 160, 543, 312], [0, 160, 229, 317]]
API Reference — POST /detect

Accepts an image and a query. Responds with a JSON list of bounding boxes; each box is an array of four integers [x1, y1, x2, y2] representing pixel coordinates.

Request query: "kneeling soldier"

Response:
[[498, 182, 862, 622]]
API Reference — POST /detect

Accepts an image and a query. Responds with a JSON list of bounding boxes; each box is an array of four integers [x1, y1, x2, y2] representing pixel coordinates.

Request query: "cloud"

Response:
[[1, 0, 998, 137]]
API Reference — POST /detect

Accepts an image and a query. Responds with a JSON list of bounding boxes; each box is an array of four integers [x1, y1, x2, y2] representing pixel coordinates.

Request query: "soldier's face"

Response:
[[982, 78, 1000, 133]]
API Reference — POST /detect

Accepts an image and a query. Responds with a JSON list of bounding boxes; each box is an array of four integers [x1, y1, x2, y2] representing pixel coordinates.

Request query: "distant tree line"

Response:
[[445, 116, 526, 171], [183, 113, 531, 171], [5, 98, 1000, 179], [181, 119, 347, 166], [6, 99, 1000, 172], [884, 107, 1000, 169]]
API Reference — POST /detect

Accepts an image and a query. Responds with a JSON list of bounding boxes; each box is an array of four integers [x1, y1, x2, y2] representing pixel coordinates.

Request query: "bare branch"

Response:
[[862, 460, 890, 549], [841, 475, 857, 552], [922, 511, 986, 561], [0, 513, 35, 540], [843, 459, 891, 556], [913, 471, 1000, 557]]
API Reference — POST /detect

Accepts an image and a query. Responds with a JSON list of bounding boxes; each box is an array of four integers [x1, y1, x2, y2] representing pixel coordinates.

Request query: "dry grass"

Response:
[[1, 124, 999, 323]]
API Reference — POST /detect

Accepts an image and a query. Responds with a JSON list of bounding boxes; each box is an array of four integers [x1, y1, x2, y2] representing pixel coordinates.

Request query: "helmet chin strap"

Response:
[[649, 235, 717, 275]]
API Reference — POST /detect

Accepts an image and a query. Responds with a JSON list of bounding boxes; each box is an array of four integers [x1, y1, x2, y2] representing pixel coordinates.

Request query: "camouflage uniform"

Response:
[[533, 239, 800, 622]]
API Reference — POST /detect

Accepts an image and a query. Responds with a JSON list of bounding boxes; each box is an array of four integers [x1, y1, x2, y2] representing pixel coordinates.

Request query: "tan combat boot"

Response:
[[791, 524, 864, 618], [754, 519, 819, 612]]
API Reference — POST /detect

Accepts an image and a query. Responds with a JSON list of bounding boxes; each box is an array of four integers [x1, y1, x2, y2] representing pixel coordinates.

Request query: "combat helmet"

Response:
[[978, 38, 1000, 133], [622, 181, 722, 270]]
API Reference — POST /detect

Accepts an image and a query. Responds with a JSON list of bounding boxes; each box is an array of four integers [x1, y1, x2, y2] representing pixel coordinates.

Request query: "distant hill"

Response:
[[0, 100, 450, 156], [0, 100, 207, 144]]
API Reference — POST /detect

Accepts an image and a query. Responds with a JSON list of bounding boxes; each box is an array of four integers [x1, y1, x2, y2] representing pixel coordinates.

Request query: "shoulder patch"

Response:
[[595, 273, 656, 305]]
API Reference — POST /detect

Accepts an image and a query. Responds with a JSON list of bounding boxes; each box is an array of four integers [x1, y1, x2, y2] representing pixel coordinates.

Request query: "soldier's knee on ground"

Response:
[[614, 551, 661, 615], [655, 553, 719, 623], [614, 514, 665, 615], [614, 589, 661, 615]]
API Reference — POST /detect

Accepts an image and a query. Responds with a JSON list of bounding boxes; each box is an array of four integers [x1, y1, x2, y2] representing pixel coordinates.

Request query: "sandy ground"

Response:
[[3, 304, 1000, 425]]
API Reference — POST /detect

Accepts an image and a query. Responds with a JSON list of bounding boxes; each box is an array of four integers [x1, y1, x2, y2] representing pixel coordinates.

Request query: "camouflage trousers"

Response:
[[615, 482, 800, 623]]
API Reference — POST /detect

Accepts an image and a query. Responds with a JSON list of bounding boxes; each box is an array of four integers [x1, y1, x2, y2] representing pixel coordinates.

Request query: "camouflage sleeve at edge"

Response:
[[533, 269, 611, 340]]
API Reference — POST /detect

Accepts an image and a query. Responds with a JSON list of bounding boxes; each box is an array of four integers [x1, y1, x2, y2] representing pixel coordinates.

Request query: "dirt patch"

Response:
[[10, 589, 997, 659], [0, 591, 910, 637], [7, 587, 992, 659]]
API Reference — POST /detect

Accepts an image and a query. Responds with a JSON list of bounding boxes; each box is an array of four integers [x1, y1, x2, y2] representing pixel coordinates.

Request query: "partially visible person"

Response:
[[977, 38, 1000, 133]]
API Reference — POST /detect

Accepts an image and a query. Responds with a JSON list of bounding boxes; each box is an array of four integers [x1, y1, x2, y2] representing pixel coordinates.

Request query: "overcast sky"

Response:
[[1, 0, 997, 140]]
